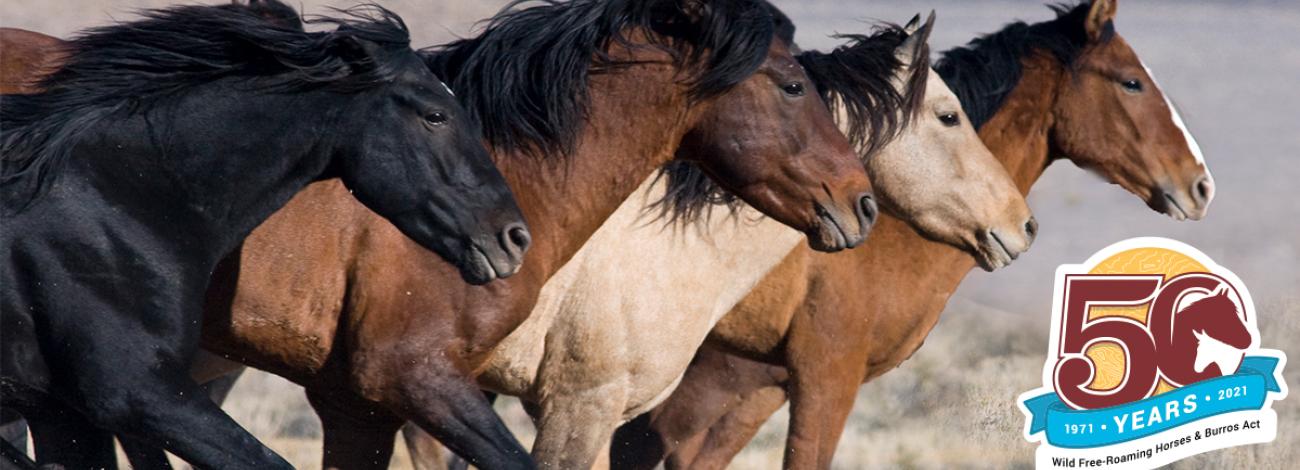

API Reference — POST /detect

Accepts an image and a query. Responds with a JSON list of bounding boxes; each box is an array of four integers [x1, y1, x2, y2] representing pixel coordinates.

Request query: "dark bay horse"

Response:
[[0, 3, 527, 468], [68, 0, 874, 468], [614, 1, 1216, 468]]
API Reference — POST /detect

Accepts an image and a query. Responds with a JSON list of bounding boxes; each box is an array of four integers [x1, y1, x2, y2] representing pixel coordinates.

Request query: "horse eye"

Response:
[[1121, 79, 1143, 93], [425, 112, 448, 126], [938, 113, 960, 127], [781, 82, 805, 97]]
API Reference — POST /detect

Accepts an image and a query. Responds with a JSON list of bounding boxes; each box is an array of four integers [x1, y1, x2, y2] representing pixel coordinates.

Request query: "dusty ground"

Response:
[[2, 0, 1296, 468]]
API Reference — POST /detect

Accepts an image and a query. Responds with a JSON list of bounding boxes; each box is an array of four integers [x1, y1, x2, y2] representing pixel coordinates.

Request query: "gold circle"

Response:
[[1082, 248, 1206, 393]]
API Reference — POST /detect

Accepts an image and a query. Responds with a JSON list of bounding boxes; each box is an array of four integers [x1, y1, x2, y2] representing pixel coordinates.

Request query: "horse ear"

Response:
[[903, 14, 922, 34], [1213, 285, 1230, 297], [1085, 0, 1118, 42], [896, 11, 934, 69], [248, 0, 304, 31], [334, 36, 385, 73], [1193, 329, 1207, 341]]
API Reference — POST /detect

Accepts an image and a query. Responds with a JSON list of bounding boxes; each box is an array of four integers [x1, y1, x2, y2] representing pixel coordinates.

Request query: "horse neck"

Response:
[[498, 64, 693, 279], [82, 85, 336, 255], [980, 53, 1065, 195]]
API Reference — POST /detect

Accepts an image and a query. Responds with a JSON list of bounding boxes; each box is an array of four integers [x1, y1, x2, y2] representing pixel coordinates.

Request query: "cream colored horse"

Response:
[[469, 15, 1036, 469]]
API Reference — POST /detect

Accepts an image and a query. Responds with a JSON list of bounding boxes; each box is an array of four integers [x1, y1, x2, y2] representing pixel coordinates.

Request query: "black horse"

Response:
[[0, 3, 529, 468]]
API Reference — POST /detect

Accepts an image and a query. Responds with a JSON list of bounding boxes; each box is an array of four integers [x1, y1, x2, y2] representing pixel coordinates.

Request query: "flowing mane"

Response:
[[422, 0, 777, 159], [1, 3, 415, 210], [934, 2, 1107, 129], [653, 20, 926, 225], [799, 23, 927, 158]]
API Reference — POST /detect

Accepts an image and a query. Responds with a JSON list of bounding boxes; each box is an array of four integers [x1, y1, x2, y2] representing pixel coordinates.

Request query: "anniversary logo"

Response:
[[1018, 238, 1288, 469]]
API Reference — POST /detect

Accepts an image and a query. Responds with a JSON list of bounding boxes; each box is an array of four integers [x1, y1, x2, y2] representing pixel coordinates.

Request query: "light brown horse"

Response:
[[613, 1, 1215, 468], [2, 1, 876, 468]]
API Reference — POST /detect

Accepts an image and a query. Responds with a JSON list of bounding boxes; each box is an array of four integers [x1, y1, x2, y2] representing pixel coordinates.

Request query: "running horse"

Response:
[[121, 12, 1034, 470], [7, 0, 877, 468], [0, 3, 528, 469], [446, 12, 1034, 470], [208, 0, 873, 468], [617, 1, 1216, 468]]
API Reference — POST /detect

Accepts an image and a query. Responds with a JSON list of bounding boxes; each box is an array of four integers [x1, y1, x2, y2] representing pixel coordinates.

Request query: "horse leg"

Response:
[[612, 351, 738, 470], [0, 410, 25, 460], [306, 388, 403, 470], [686, 383, 789, 470], [119, 367, 242, 470], [0, 413, 32, 470], [117, 437, 174, 470], [782, 370, 860, 469], [438, 391, 495, 470], [386, 365, 531, 470], [528, 388, 623, 470], [115, 358, 246, 469], [24, 402, 116, 470], [0, 440, 34, 470], [610, 345, 784, 470], [47, 344, 288, 468], [400, 422, 446, 470], [781, 293, 868, 470], [88, 371, 287, 469]]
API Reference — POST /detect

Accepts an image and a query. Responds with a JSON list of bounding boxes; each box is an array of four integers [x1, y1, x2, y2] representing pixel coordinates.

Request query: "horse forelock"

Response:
[[934, 2, 1103, 129], [422, 0, 776, 161], [0, 3, 416, 210], [798, 24, 924, 160]]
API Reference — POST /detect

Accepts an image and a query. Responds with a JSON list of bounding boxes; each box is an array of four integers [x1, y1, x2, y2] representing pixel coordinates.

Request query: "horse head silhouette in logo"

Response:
[[1179, 285, 1251, 376]]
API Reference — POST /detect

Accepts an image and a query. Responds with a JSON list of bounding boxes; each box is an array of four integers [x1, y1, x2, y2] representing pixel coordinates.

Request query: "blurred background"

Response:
[[3, 0, 1297, 468]]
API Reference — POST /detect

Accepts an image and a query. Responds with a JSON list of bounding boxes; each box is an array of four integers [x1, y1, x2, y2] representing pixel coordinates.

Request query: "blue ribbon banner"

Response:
[[1024, 356, 1281, 448]]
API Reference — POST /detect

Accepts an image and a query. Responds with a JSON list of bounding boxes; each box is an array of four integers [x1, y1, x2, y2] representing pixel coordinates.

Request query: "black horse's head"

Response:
[[317, 10, 530, 284], [0, 3, 529, 285]]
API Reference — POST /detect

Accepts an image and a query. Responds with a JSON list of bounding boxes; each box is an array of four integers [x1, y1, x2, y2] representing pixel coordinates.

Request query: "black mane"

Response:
[[422, 0, 777, 159], [1, 3, 416, 209], [652, 22, 927, 225], [800, 24, 927, 157], [934, 2, 1107, 129]]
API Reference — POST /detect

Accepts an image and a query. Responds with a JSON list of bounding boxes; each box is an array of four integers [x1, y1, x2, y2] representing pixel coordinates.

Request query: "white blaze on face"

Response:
[[1141, 61, 1207, 168]]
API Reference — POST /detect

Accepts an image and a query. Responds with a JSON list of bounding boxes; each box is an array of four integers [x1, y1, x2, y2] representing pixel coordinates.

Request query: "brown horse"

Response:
[[0, 29, 64, 94], [613, 1, 1215, 468], [0, 1, 874, 469]]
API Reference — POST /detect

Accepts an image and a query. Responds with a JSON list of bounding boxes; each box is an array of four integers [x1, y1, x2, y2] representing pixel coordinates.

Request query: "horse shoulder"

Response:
[[708, 242, 812, 359]]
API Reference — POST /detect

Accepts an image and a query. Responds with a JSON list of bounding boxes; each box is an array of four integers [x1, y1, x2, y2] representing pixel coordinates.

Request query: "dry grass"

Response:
[[198, 298, 1297, 469]]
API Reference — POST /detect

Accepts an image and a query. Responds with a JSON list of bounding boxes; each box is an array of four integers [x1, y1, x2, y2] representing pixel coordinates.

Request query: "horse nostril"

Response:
[[1193, 176, 1214, 205], [1024, 216, 1039, 240], [501, 222, 532, 256], [857, 193, 878, 228]]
